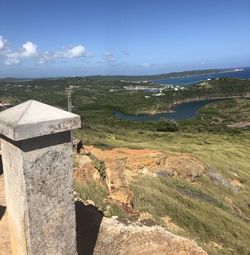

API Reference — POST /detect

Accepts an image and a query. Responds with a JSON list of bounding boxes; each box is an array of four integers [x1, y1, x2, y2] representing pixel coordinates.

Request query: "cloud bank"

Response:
[[0, 35, 90, 65]]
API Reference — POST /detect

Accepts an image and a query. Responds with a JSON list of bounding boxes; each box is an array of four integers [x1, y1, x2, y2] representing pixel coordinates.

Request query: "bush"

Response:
[[156, 119, 179, 132], [89, 154, 107, 180]]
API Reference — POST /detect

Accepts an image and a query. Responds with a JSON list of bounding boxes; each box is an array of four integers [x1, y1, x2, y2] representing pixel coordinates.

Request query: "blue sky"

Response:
[[0, 0, 249, 77]]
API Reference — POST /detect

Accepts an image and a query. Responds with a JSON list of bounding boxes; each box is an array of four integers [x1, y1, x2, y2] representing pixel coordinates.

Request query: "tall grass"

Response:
[[131, 175, 250, 255], [74, 181, 108, 210]]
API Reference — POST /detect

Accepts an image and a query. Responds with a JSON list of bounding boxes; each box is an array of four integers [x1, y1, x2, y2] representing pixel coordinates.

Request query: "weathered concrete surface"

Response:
[[1, 131, 77, 255], [94, 217, 208, 255], [0, 101, 80, 255], [0, 175, 11, 255], [0, 100, 81, 141], [1, 140, 28, 255]]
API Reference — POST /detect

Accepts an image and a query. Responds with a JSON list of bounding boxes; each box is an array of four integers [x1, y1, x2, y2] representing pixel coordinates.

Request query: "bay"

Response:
[[114, 99, 221, 122], [153, 68, 250, 86]]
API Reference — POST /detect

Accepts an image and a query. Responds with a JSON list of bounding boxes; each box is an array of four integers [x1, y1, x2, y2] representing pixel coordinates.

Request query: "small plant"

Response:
[[89, 154, 107, 180], [105, 203, 127, 218], [96, 160, 106, 180]]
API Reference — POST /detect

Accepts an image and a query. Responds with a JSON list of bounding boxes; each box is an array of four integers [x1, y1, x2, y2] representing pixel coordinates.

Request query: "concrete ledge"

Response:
[[0, 100, 81, 141]]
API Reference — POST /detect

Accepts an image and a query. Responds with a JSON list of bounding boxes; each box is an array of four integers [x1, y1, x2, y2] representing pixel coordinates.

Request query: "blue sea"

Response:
[[114, 67, 250, 121], [153, 67, 250, 86]]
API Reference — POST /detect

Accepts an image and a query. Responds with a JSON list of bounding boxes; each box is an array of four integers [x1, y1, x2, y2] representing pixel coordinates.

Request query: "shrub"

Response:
[[156, 119, 179, 132], [89, 154, 107, 180]]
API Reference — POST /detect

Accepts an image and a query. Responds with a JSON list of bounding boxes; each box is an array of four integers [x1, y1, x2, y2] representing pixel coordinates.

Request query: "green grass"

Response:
[[74, 128, 250, 254], [34, 85, 250, 254], [38, 80, 250, 254], [2, 76, 250, 254], [105, 203, 128, 219], [74, 181, 108, 210], [131, 175, 250, 255]]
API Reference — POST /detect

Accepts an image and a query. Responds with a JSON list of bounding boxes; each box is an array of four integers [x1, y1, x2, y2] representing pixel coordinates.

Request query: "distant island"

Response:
[[0, 67, 246, 82], [84, 67, 245, 81]]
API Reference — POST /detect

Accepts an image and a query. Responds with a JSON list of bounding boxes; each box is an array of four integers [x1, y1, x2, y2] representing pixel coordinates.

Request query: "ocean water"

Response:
[[153, 68, 250, 86], [114, 68, 250, 122], [114, 99, 221, 121]]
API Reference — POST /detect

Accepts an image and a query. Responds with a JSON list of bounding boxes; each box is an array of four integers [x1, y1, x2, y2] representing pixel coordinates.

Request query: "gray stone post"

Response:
[[0, 100, 81, 255]]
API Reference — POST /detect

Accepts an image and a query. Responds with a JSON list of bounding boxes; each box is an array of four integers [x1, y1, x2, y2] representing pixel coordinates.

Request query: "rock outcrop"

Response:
[[74, 146, 207, 206], [73, 147, 208, 254], [1, 160, 208, 255], [94, 217, 207, 255]]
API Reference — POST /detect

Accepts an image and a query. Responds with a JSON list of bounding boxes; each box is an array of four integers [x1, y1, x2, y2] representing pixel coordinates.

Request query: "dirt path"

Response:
[[0, 175, 11, 255]]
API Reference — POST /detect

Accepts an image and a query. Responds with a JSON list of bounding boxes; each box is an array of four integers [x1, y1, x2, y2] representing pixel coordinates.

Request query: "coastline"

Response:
[[151, 68, 246, 82], [131, 95, 250, 116]]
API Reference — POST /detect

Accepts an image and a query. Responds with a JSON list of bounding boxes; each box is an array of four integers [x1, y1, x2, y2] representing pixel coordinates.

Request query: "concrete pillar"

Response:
[[0, 100, 81, 255]]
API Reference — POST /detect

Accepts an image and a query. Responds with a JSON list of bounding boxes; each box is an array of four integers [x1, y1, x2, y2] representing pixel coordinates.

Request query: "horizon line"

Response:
[[0, 66, 249, 80]]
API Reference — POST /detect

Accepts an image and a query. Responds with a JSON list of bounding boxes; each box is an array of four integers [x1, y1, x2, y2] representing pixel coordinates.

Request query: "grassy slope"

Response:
[[137, 132, 250, 255], [1, 77, 250, 254], [74, 96, 250, 255], [75, 127, 250, 255]]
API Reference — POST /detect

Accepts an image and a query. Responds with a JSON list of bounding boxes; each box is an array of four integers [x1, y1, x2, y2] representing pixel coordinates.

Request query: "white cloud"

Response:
[[3, 40, 38, 65], [0, 36, 9, 56], [36, 51, 52, 64], [102, 51, 115, 62], [0, 36, 7, 51], [5, 58, 20, 65], [0, 39, 4, 50], [36, 45, 87, 64], [64, 45, 86, 58], [141, 62, 151, 67], [0, 35, 91, 65], [21, 41, 37, 57]]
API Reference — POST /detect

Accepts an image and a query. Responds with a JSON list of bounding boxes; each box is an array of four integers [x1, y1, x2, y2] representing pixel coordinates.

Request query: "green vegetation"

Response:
[[127, 131, 250, 254], [156, 119, 179, 132], [131, 174, 250, 255], [105, 204, 127, 219], [179, 98, 249, 134], [89, 154, 107, 180], [74, 181, 108, 210], [73, 129, 250, 254], [1, 75, 250, 254]]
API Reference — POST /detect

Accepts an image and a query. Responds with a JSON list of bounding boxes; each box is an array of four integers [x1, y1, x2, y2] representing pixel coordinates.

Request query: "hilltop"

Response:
[[73, 128, 250, 254], [0, 76, 250, 254]]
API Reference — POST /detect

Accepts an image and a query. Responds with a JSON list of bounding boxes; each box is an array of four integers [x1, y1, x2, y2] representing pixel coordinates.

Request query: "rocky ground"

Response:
[[0, 175, 207, 255], [73, 146, 210, 254], [94, 217, 207, 255], [0, 146, 208, 255], [74, 146, 207, 206]]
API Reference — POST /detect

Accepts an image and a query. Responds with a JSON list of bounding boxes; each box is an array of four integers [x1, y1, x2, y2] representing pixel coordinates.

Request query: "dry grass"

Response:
[[75, 128, 250, 254]]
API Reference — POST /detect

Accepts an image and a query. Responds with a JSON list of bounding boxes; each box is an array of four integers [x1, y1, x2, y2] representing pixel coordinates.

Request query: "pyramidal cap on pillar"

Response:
[[0, 100, 81, 141]]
